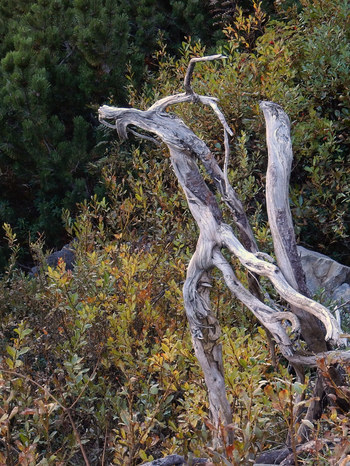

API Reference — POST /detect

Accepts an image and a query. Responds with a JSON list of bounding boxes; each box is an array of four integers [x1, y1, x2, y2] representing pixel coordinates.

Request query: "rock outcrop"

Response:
[[297, 246, 350, 322], [30, 244, 75, 276]]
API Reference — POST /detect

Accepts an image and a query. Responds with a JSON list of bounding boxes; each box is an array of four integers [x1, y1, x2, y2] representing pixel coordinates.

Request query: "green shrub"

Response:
[[0, 162, 349, 463], [1, 1, 349, 463], [130, 0, 349, 264]]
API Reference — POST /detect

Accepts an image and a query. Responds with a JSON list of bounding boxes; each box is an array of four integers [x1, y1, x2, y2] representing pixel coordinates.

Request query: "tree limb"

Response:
[[98, 54, 348, 446], [261, 101, 329, 352]]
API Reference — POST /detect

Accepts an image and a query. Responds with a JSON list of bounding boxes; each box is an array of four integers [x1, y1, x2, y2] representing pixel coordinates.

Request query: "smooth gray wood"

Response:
[[261, 101, 328, 353], [98, 55, 345, 444]]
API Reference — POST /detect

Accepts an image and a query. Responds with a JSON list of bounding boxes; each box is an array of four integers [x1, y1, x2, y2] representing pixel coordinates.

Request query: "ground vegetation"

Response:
[[0, 0, 349, 464]]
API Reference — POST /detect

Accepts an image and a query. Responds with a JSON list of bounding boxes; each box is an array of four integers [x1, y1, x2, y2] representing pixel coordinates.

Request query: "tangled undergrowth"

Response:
[[1, 0, 350, 463], [0, 157, 349, 465]]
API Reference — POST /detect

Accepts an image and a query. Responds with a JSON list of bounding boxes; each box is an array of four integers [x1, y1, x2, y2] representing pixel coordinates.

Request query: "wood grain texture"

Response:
[[98, 56, 346, 443]]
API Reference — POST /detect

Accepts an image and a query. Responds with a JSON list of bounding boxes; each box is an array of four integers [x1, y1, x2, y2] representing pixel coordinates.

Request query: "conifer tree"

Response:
[[0, 0, 90, 246], [73, 0, 130, 103], [0, 0, 219, 266]]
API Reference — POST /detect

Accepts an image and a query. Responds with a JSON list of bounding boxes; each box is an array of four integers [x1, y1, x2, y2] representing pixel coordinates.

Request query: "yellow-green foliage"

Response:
[[132, 0, 349, 264], [0, 200, 278, 464], [1, 165, 349, 464], [1, 1, 350, 464]]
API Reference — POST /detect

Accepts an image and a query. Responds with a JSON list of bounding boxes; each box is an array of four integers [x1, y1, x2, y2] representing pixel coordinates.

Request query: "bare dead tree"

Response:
[[98, 55, 349, 456]]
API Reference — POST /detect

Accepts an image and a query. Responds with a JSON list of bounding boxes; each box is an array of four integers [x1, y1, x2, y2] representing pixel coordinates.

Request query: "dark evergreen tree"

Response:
[[0, 0, 131, 264], [73, 0, 130, 103], [0, 0, 232, 268], [0, 0, 90, 247]]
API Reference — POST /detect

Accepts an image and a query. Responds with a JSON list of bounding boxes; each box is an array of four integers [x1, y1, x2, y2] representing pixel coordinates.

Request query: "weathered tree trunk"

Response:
[[261, 101, 327, 354], [98, 55, 347, 452], [260, 102, 350, 446]]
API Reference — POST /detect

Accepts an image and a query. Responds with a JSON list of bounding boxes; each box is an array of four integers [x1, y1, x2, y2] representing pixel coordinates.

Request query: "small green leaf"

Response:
[[5, 357, 14, 369], [18, 347, 30, 357], [21, 328, 33, 338], [19, 433, 29, 446], [139, 449, 148, 461], [6, 346, 16, 359], [150, 385, 159, 395]]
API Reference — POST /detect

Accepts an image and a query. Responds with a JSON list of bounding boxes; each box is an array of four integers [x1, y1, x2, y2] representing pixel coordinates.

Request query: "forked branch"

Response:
[[99, 55, 346, 440]]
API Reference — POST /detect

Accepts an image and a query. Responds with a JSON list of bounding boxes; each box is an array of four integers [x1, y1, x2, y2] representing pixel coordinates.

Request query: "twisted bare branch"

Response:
[[98, 54, 347, 443]]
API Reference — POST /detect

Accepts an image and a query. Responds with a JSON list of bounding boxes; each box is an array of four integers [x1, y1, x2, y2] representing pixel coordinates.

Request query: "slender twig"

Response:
[[199, 96, 233, 135], [101, 424, 108, 466], [127, 128, 161, 145], [98, 118, 116, 129], [333, 299, 350, 312], [1, 369, 91, 466], [58, 41, 75, 66], [66, 409, 91, 466], [223, 129, 230, 194], [184, 54, 226, 94], [289, 388, 299, 466], [68, 357, 100, 410]]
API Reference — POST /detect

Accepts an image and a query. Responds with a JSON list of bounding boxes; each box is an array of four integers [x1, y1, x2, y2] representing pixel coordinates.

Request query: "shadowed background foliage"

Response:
[[0, 0, 348, 270], [0, 1, 350, 464]]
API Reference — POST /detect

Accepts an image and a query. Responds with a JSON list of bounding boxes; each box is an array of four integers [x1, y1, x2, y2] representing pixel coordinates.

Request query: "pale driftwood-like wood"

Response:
[[98, 55, 346, 442], [261, 102, 307, 294], [261, 101, 330, 442], [261, 101, 328, 354], [141, 454, 208, 465]]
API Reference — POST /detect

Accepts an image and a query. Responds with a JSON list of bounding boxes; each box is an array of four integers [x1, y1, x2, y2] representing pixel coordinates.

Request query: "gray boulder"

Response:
[[30, 244, 75, 276], [332, 282, 350, 304], [297, 246, 350, 326], [45, 244, 75, 270], [297, 246, 350, 297]]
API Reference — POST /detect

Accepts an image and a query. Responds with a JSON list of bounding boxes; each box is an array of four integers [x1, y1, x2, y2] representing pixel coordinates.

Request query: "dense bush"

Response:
[[0, 162, 349, 464], [133, 0, 349, 264], [0, 0, 218, 268], [1, 0, 350, 464]]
